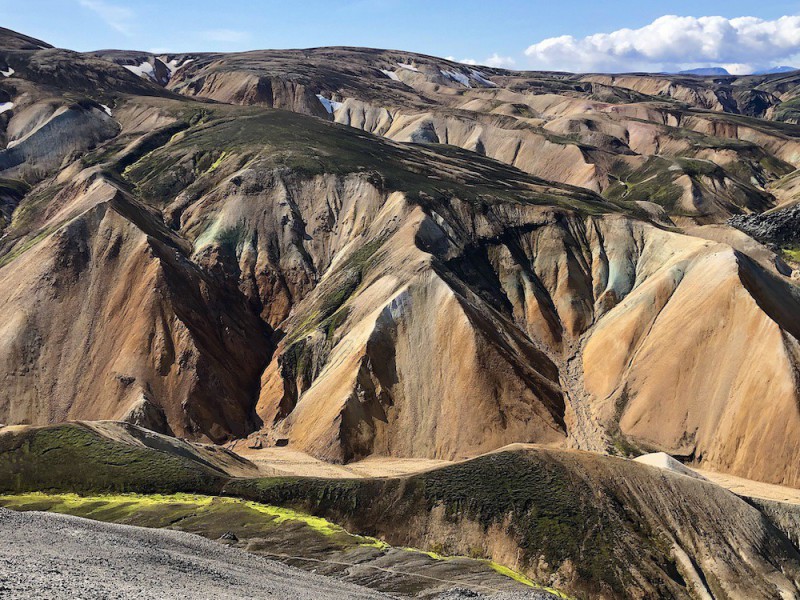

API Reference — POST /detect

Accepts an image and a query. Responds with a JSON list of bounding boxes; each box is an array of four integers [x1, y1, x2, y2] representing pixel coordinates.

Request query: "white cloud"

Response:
[[484, 53, 515, 68], [524, 15, 800, 73], [199, 29, 252, 44], [446, 55, 514, 68], [78, 0, 134, 36]]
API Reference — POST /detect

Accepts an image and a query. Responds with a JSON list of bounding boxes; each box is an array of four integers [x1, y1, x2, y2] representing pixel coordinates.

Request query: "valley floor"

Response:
[[232, 443, 800, 507], [695, 469, 800, 504]]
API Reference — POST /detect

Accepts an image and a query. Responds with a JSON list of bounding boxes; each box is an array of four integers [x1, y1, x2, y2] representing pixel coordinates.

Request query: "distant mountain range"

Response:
[[678, 65, 797, 76], [753, 65, 798, 75]]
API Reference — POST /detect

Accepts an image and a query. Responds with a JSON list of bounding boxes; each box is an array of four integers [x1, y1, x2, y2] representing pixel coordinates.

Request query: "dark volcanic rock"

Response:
[[729, 204, 800, 247]]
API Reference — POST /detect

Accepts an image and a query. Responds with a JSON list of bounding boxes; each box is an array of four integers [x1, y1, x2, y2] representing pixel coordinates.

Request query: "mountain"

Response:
[[2, 25, 800, 599], [678, 67, 730, 75], [2, 27, 800, 483], [754, 66, 798, 75]]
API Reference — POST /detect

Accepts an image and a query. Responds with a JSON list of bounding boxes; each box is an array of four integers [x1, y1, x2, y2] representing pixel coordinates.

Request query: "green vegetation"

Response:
[[487, 561, 571, 598], [280, 337, 316, 392], [0, 491, 573, 594], [604, 157, 685, 211], [0, 425, 672, 598], [0, 423, 227, 495], [772, 98, 800, 124], [8, 181, 64, 232], [224, 451, 671, 596], [0, 177, 31, 199], [204, 150, 228, 174], [0, 492, 384, 550], [114, 103, 620, 218], [284, 236, 386, 346], [0, 226, 55, 268], [781, 246, 800, 264]]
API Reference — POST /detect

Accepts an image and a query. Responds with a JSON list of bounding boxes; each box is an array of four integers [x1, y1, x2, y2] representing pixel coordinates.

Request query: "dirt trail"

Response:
[[694, 469, 800, 505], [231, 444, 452, 478]]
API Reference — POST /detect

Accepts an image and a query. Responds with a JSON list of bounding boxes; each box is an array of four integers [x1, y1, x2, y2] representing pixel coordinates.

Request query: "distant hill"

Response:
[[678, 67, 730, 76], [754, 65, 797, 75]]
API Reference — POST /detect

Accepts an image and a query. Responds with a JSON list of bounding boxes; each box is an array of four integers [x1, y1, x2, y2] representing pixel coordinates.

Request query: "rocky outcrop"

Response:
[[730, 202, 800, 248], [0, 101, 118, 180]]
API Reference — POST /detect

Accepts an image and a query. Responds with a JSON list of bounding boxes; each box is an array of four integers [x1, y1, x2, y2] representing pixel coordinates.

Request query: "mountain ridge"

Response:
[[0, 27, 799, 488]]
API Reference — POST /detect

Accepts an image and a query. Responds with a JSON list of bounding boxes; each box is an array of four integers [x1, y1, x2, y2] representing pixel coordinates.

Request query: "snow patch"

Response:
[[100, 104, 113, 117], [124, 61, 156, 81], [633, 453, 708, 481], [380, 69, 400, 81], [396, 62, 419, 72], [469, 69, 496, 87], [316, 94, 344, 114], [0, 102, 14, 115], [440, 69, 471, 87], [162, 57, 193, 76], [165, 58, 181, 73], [1, 67, 14, 78]]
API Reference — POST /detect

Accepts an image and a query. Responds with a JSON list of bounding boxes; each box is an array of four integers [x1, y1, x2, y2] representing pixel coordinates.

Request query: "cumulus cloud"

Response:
[[446, 55, 514, 68], [524, 15, 800, 74], [78, 0, 135, 36], [484, 53, 515, 68]]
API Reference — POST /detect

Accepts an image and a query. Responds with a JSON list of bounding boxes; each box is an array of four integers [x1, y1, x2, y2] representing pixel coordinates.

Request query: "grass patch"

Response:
[[224, 450, 683, 596], [0, 226, 55, 268], [8, 182, 64, 232], [781, 246, 800, 263], [487, 561, 572, 598], [119, 103, 620, 218], [0, 423, 227, 495], [0, 492, 386, 550], [205, 150, 227, 174], [604, 157, 684, 212]]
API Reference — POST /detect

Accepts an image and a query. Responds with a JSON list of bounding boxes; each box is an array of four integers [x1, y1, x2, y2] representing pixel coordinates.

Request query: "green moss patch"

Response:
[[0, 423, 227, 495], [0, 492, 387, 550]]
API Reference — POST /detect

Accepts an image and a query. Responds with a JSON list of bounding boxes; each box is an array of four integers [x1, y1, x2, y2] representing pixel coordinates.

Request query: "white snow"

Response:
[[380, 69, 400, 81], [469, 69, 496, 87], [0, 102, 14, 115], [316, 94, 344, 114], [396, 62, 419, 72], [124, 61, 156, 81], [100, 104, 113, 116], [162, 57, 192, 75], [165, 58, 180, 72], [633, 453, 708, 481], [440, 69, 471, 87], [1, 67, 14, 77]]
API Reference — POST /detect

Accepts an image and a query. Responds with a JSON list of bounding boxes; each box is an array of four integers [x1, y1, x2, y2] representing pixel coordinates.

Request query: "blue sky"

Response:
[[2, 0, 800, 73]]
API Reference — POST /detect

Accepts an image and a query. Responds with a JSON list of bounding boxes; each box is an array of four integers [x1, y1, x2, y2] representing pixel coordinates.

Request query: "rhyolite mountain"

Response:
[[1, 25, 800, 490]]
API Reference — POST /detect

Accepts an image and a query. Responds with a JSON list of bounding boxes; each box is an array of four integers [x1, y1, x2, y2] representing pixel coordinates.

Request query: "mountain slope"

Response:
[[0, 28, 799, 490], [3, 422, 799, 600]]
